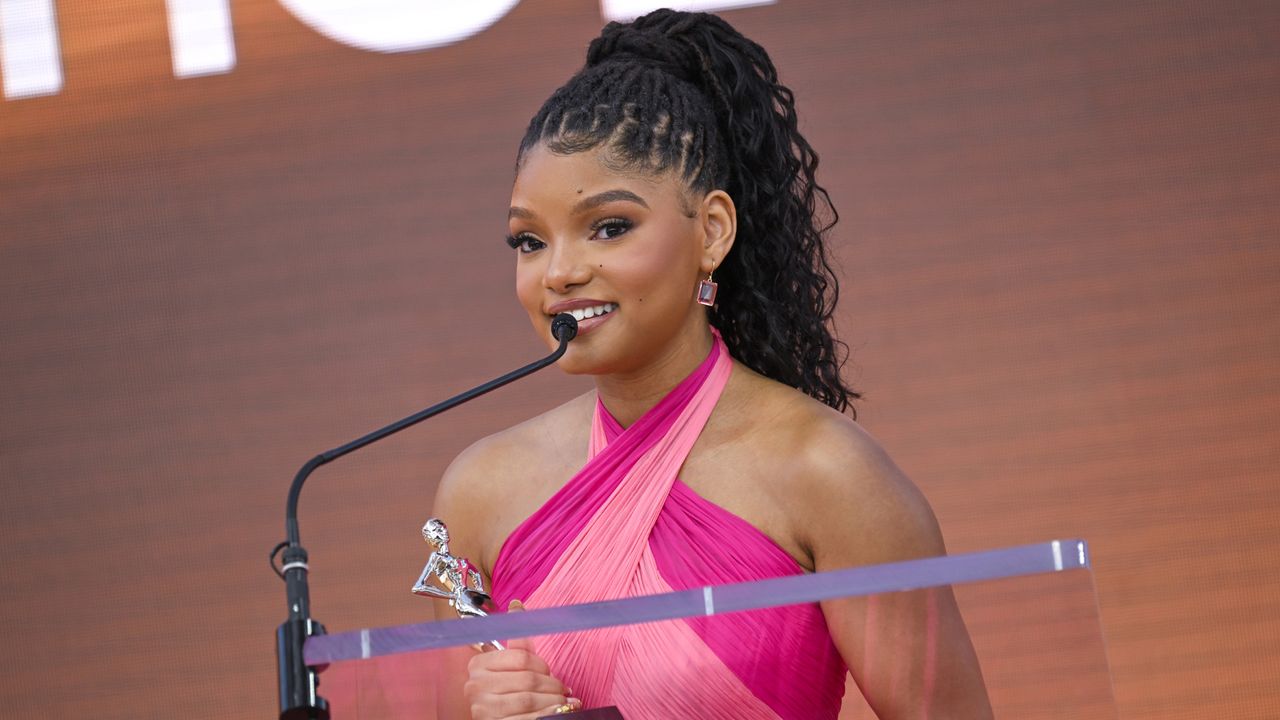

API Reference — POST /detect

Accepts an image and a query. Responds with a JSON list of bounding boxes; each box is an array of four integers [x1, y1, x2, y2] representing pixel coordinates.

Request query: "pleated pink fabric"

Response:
[[492, 334, 846, 719]]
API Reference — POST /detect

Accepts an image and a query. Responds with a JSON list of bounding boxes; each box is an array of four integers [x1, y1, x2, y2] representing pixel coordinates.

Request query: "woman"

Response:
[[431, 9, 991, 719]]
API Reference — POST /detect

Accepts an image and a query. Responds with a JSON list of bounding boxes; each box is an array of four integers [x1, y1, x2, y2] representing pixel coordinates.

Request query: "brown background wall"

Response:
[[1, 1, 1276, 717]]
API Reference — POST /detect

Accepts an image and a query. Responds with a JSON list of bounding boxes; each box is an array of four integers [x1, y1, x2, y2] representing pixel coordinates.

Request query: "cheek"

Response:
[[622, 254, 679, 299], [514, 260, 542, 315], [617, 234, 697, 304]]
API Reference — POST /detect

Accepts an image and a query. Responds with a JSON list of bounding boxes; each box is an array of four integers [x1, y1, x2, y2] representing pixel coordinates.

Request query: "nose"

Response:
[[543, 239, 591, 293]]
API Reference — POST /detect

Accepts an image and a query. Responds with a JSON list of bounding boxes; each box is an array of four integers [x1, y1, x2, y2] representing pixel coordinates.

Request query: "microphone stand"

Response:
[[272, 316, 578, 719]]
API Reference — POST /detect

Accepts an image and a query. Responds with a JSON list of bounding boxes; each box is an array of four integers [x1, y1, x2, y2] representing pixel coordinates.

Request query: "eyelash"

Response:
[[591, 217, 633, 240], [505, 233, 543, 253], [505, 218, 633, 253]]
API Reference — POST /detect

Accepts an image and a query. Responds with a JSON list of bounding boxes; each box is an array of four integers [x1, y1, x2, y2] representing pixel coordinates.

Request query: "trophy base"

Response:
[[537, 706, 624, 719]]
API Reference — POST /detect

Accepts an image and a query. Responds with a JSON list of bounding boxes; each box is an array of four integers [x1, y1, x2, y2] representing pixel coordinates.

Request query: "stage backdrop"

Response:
[[1, 1, 1276, 717]]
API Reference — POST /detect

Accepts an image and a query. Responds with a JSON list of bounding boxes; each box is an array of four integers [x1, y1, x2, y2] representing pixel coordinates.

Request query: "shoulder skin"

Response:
[[718, 366, 945, 571], [430, 391, 595, 580]]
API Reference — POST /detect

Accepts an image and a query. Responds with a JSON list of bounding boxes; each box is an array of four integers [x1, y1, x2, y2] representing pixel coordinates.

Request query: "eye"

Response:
[[590, 218, 632, 241], [505, 233, 545, 254]]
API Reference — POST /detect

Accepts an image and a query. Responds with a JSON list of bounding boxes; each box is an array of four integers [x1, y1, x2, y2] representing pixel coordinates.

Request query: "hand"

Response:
[[464, 600, 583, 719]]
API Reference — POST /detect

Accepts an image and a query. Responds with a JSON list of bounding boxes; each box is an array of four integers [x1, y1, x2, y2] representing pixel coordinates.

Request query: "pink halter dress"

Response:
[[492, 335, 847, 719]]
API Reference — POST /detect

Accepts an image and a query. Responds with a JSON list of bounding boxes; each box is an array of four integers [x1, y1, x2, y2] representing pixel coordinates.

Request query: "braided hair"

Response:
[[518, 9, 858, 414]]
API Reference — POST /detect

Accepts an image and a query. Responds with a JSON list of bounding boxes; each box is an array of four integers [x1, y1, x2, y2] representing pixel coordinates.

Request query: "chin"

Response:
[[554, 329, 644, 377], [554, 344, 614, 377]]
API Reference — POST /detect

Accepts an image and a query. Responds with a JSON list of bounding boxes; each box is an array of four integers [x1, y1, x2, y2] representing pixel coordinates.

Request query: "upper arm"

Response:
[[800, 426, 945, 569], [427, 438, 510, 719], [431, 434, 511, 582], [794, 418, 992, 720]]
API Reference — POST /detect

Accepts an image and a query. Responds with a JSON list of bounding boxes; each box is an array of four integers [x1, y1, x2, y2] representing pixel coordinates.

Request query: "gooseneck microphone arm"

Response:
[[273, 314, 578, 720]]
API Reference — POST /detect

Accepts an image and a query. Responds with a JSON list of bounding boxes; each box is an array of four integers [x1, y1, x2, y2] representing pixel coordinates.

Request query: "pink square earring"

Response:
[[696, 267, 719, 307]]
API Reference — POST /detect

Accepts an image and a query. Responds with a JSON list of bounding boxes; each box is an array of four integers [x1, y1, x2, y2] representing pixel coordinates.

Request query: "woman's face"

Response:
[[508, 143, 722, 376]]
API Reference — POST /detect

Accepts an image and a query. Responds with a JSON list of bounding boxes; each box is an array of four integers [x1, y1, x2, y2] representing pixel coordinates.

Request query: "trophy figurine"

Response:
[[413, 518, 624, 719], [412, 517, 504, 651]]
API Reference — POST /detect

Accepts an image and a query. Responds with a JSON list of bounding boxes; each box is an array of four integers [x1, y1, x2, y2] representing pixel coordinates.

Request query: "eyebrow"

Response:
[[572, 189, 649, 214], [508, 188, 649, 221]]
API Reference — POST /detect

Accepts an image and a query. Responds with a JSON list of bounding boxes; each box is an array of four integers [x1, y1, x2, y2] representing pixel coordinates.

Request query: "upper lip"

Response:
[[546, 298, 615, 316]]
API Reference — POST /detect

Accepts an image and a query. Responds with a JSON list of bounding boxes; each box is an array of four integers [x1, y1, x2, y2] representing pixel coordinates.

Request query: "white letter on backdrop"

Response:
[[276, 0, 521, 53], [0, 0, 62, 100], [600, 0, 775, 23], [166, 0, 236, 78]]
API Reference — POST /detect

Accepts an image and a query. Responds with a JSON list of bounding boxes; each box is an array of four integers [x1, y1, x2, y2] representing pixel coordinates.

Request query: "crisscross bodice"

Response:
[[492, 336, 846, 719]]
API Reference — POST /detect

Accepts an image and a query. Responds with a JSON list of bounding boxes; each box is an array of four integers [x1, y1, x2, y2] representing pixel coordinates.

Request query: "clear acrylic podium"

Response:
[[304, 540, 1115, 718]]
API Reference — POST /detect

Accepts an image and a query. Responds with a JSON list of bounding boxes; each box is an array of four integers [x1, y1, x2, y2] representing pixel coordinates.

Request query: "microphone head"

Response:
[[551, 313, 579, 343]]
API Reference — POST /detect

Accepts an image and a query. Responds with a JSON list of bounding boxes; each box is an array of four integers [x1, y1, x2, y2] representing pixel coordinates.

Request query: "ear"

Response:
[[698, 189, 737, 274]]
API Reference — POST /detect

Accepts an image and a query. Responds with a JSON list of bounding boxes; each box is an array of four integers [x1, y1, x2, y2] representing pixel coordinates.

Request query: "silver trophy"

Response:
[[412, 518, 625, 719], [412, 517, 504, 651]]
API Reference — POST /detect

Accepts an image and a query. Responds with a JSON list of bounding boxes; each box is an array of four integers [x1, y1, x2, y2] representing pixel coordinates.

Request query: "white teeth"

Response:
[[564, 303, 616, 322]]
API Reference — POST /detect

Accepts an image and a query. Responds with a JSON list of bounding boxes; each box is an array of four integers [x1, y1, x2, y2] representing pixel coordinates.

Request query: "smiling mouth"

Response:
[[553, 303, 618, 322]]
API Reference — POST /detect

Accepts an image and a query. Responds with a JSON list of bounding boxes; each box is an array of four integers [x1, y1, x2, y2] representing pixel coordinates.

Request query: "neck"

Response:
[[594, 324, 715, 428]]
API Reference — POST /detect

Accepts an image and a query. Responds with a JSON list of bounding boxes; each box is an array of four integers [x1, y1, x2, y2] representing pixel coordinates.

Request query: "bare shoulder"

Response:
[[734, 373, 945, 570], [431, 391, 595, 574]]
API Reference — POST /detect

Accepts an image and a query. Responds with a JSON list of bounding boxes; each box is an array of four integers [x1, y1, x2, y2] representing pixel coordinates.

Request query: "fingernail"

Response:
[[567, 697, 583, 709]]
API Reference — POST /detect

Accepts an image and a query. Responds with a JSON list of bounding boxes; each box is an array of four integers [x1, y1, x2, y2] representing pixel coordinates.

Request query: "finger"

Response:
[[486, 690, 571, 718], [472, 669, 568, 697], [525, 695, 582, 719], [505, 599, 535, 652], [469, 647, 554, 677]]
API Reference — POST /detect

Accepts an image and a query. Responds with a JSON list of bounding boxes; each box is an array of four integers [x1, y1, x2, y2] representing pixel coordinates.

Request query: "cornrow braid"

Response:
[[518, 9, 858, 414]]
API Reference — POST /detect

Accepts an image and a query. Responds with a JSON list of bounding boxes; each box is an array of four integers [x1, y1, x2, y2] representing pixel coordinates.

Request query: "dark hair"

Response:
[[518, 9, 858, 414]]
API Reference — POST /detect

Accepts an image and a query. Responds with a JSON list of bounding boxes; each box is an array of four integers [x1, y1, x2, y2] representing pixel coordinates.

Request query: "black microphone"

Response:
[[551, 312, 578, 342], [271, 314, 578, 719]]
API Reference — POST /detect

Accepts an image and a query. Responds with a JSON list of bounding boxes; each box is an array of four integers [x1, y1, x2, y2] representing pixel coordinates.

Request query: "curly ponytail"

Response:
[[518, 9, 858, 414]]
